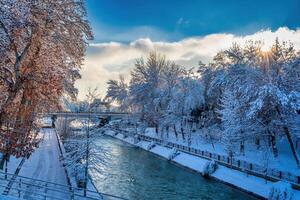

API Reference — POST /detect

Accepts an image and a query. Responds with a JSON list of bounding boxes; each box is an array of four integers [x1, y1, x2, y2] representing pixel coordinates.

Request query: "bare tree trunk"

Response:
[[240, 141, 245, 155], [284, 126, 300, 167], [173, 124, 178, 139], [84, 112, 91, 197], [166, 125, 169, 138], [267, 130, 278, 157], [180, 120, 185, 141], [0, 36, 37, 129], [270, 134, 278, 157], [275, 106, 299, 167], [155, 124, 158, 134], [255, 138, 260, 150]]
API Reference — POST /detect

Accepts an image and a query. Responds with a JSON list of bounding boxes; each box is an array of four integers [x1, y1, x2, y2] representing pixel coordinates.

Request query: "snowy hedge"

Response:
[[202, 160, 218, 177], [133, 135, 140, 144], [167, 148, 180, 160], [268, 181, 294, 200], [147, 141, 156, 150]]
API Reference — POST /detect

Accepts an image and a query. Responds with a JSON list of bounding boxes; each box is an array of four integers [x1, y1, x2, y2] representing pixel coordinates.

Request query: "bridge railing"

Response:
[[135, 134, 300, 191], [45, 112, 130, 116], [0, 171, 128, 200]]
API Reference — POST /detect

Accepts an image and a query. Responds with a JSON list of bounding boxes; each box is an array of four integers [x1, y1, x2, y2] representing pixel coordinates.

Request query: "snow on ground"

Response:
[[55, 128, 103, 199], [145, 128, 300, 175], [150, 145, 172, 158], [123, 136, 135, 144], [173, 153, 208, 173], [212, 165, 272, 198], [18, 128, 68, 184], [0, 157, 22, 174], [106, 129, 300, 199], [137, 141, 151, 150], [0, 195, 19, 200], [11, 128, 70, 199]]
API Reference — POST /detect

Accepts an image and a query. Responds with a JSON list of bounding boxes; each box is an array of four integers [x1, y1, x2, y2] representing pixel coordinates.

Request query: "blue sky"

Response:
[[76, 0, 300, 99], [86, 0, 300, 42]]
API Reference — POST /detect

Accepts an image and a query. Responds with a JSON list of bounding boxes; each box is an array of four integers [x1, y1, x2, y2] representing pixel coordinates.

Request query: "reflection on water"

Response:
[[91, 135, 256, 200]]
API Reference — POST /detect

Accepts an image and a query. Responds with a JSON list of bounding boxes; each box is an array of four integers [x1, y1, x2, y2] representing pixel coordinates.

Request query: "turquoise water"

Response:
[[92, 135, 256, 200]]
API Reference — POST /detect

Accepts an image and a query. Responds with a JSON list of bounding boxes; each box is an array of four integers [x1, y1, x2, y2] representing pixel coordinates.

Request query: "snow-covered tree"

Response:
[[106, 75, 129, 111], [165, 70, 204, 142], [219, 89, 243, 155], [129, 52, 171, 130], [0, 0, 92, 160], [59, 88, 108, 196], [217, 40, 300, 165], [105, 39, 300, 168], [62, 124, 108, 192]]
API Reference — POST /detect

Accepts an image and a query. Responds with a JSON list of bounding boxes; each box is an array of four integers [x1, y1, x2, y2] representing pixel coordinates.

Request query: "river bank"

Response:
[[103, 129, 300, 200], [55, 129, 104, 199]]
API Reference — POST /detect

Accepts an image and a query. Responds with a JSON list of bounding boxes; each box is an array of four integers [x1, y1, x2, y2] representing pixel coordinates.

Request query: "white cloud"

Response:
[[92, 23, 182, 42], [177, 17, 190, 26], [76, 27, 300, 99]]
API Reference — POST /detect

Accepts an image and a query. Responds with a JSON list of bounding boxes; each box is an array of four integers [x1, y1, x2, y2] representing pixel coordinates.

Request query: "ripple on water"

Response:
[[91, 135, 257, 200]]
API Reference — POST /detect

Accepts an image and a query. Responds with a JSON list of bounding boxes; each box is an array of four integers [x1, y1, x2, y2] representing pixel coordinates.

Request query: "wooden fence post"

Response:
[[18, 178, 21, 198], [44, 183, 48, 200], [279, 171, 282, 179]]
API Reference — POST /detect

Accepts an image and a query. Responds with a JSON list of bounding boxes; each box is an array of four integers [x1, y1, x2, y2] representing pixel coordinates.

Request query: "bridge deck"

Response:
[[45, 112, 130, 118]]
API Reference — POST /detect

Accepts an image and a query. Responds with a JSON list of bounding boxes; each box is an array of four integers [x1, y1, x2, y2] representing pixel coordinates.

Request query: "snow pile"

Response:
[[167, 148, 180, 160], [133, 135, 140, 144], [112, 131, 118, 136], [202, 160, 218, 177], [74, 164, 86, 188], [268, 181, 294, 200], [146, 141, 156, 150], [0, 195, 19, 200]]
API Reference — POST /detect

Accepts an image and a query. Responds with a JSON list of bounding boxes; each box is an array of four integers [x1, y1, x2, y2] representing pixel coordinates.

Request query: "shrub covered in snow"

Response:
[[112, 131, 118, 136], [147, 141, 156, 150], [133, 135, 140, 144], [268, 181, 294, 200], [74, 163, 86, 188], [202, 160, 218, 177], [168, 148, 180, 160]]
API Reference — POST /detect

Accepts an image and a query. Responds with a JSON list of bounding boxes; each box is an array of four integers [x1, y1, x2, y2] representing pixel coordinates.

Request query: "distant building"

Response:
[[90, 98, 111, 112]]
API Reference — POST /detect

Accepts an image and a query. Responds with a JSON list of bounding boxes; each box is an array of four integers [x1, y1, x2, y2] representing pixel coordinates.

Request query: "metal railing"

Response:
[[44, 112, 130, 118], [0, 171, 128, 200], [137, 134, 300, 190]]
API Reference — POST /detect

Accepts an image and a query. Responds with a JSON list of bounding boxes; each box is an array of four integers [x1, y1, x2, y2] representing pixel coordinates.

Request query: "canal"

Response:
[[91, 135, 257, 200]]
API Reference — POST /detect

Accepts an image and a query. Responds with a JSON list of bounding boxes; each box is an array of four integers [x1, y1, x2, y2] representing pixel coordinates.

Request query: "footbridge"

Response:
[[43, 112, 130, 128], [45, 112, 130, 118]]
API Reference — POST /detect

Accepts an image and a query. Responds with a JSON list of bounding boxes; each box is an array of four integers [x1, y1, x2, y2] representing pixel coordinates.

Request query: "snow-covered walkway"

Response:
[[18, 128, 68, 185], [5, 128, 70, 199]]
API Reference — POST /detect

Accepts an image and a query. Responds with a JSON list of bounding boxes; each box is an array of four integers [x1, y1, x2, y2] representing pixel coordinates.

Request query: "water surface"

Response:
[[92, 135, 256, 200]]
